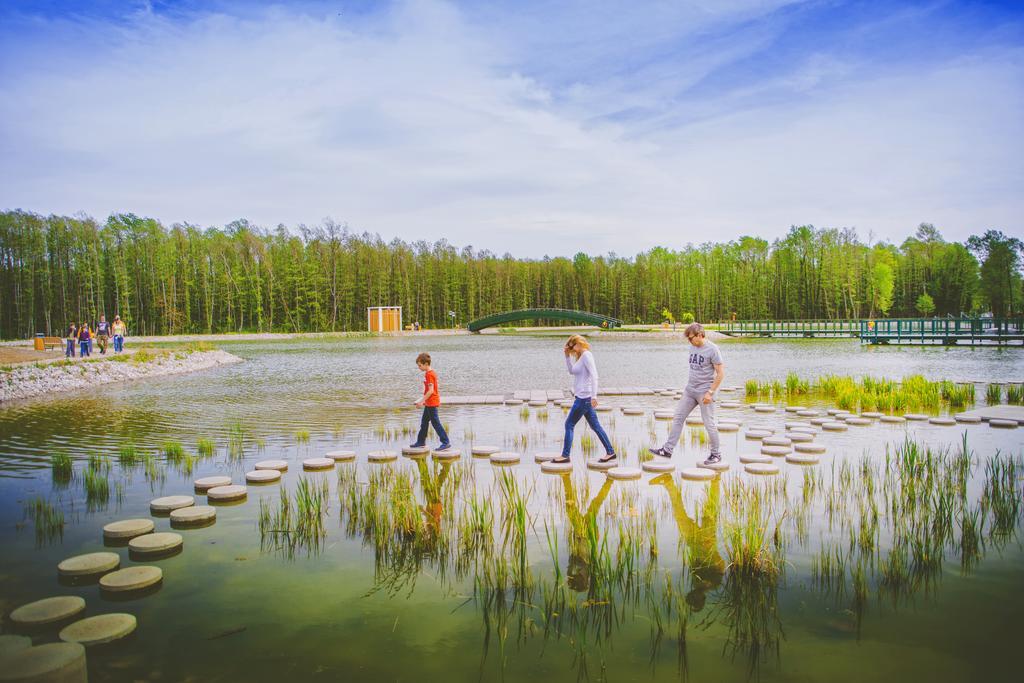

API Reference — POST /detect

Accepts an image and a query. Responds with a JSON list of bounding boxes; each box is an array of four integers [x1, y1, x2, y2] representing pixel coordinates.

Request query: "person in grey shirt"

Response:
[[649, 322, 725, 466]]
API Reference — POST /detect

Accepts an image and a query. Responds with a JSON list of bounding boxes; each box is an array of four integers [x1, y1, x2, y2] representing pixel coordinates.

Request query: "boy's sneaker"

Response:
[[648, 447, 673, 459], [409, 442, 426, 449], [435, 443, 452, 452], [702, 453, 722, 466]]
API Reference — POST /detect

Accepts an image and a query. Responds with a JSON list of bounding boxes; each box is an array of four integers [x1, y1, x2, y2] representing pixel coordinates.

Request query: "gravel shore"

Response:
[[0, 349, 243, 404]]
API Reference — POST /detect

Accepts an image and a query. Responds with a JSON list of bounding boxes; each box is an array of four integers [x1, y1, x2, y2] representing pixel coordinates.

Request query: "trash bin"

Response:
[[34, 333, 45, 351]]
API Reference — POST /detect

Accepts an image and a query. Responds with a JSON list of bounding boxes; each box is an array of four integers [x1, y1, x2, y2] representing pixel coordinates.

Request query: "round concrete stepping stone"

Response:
[[621, 407, 644, 415], [862, 412, 883, 418], [401, 446, 430, 456], [505, 399, 525, 405], [797, 410, 820, 417], [490, 452, 520, 464], [170, 505, 216, 526], [207, 485, 247, 501], [684, 415, 703, 425], [739, 453, 772, 464], [822, 422, 848, 431], [595, 405, 612, 412], [102, 519, 154, 541], [302, 457, 334, 470], [784, 406, 806, 413], [150, 495, 194, 514], [325, 450, 356, 461], [762, 436, 792, 447], [431, 448, 461, 460], [754, 406, 775, 413], [540, 460, 573, 474], [954, 414, 982, 424], [57, 552, 119, 578], [534, 452, 559, 462], [789, 426, 818, 435], [655, 411, 675, 420], [680, 467, 715, 481], [245, 469, 281, 484], [827, 408, 843, 415], [193, 476, 231, 492], [0, 642, 86, 682], [745, 462, 779, 475], [254, 459, 288, 471], [846, 418, 872, 426], [129, 532, 182, 555], [990, 419, 1018, 429], [720, 401, 741, 408], [99, 566, 162, 593], [0, 635, 31, 658], [744, 429, 772, 440], [810, 417, 832, 425], [787, 431, 814, 443], [718, 422, 740, 432], [748, 424, 775, 432], [794, 442, 827, 454], [904, 413, 929, 421], [698, 460, 730, 472], [834, 413, 856, 421], [879, 415, 906, 424], [607, 466, 642, 480], [641, 460, 675, 473], [9, 597, 86, 627], [761, 445, 792, 457], [527, 399, 547, 407], [586, 458, 616, 471], [928, 417, 956, 426], [785, 421, 812, 429], [786, 453, 820, 465], [59, 613, 136, 647], [471, 446, 499, 457]]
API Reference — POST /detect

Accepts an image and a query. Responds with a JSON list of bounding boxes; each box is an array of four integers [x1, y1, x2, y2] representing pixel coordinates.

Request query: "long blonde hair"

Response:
[[566, 334, 590, 359]]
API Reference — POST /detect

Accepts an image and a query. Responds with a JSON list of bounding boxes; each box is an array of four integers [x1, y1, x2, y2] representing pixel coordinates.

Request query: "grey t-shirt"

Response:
[[686, 341, 723, 393]]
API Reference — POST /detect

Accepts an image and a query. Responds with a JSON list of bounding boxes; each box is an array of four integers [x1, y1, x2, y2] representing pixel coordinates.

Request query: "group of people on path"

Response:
[[65, 315, 127, 358], [409, 321, 725, 466]]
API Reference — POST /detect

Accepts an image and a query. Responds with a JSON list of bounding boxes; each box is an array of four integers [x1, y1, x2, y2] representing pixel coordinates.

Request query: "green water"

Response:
[[1, 336, 1022, 682]]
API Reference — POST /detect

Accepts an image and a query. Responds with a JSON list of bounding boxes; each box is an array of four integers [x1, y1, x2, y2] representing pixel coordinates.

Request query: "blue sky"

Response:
[[1, 0, 1021, 256]]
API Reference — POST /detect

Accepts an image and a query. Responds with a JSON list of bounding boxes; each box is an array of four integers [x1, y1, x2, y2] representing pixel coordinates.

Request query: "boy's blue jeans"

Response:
[[415, 406, 450, 446], [562, 397, 615, 457], [65, 339, 75, 357]]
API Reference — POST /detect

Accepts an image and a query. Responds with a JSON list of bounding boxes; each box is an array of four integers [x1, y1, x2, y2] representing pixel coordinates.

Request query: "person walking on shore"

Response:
[[649, 322, 725, 466], [409, 352, 452, 452], [553, 335, 616, 465], [112, 315, 126, 353], [65, 322, 77, 358], [77, 323, 91, 358], [95, 315, 111, 354]]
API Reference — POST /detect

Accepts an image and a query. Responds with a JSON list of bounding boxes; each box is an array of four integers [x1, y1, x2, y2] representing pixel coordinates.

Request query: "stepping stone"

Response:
[[928, 417, 956, 426], [527, 400, 547, 407], [744, 429, 772, 440], [207, 485, 247, 502], [761, 445, 792, 457], [879, 415, 906, 424], [653, 410, 674, 420], [170, 505, 216, 526], [325, 450, 356, 461], [534, 452, 559, 462], [245, 469, 281, 484], [739, 453, 772, 464], [150, 496, 194, 514], [954, 414, 982, 424], [504, 399, 524, 405], [784, 406, 806, 413], [720, 401, 741, 408], [990, 419, 1018, 429], [762, 436, 792, 447], [431, 449, 461, 460], [471, 446, 499, 457], [846, 418, 872, 426], [822, 422, 848, 431], [368, 450, 398, 462], [827, 409, 843, 415], [401, 446, 430, 456], [193, 476, 231, 492], [754, 406, 775, 413], [641, 460, 675, 473], [129, 532, 183, 556], [100, 566, 162, 593], [904, 413, 929, 421], [786, 453, 820, 465], [794, 443, 827, 454], [9, 597, 86, 627], [810, 417, 832, 425], [787, 431, 814, 443], [621, 407, 644, 415], [59, 613, 136, 647], [102, 519, 154, 541], [0, 642, 86, 682], [745, 463, 779, 475], [0, 635, 31, 658], [302, 458, 334, 470], [490, 452, 520, 465], [797, 410, 820, 417], [698, 460, 730, 472], [788, 426, 818, 435], [254, 460, 288, 471], [57, 552, 119, 578], [718, 423, 740, 432], [684, 415, 703, 424], [607, 466, 642, 480], [862, 412, 883, 418], [680, 467, 715, 481], [748, 424, 775, 433], [785, 421, 811, 429], [540, 460, 573, 474], [834, 413, 856, 420], [586, 458, 616, 471], [594, 405, 613, 412]]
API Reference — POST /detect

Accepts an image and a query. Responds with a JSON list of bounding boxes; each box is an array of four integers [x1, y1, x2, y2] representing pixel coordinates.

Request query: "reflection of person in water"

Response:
[[415, 459, 452, 527], [649, 473, 724, 611], [558, 473, 614, 592]]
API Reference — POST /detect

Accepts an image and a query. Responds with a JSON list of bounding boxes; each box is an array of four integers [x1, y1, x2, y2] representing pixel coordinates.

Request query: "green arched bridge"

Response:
[[467, 308, 623, 332]]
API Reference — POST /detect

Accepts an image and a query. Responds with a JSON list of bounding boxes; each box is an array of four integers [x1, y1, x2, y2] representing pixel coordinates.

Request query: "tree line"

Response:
[[0, 210, 1020, 339]]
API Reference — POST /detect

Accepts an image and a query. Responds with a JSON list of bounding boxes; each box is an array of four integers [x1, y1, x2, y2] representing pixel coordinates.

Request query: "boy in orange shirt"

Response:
[[411, 352, 451, 451]]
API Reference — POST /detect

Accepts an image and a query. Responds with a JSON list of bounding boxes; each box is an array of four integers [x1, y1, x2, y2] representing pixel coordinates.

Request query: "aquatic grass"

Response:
[[23, 496, 65, 546], [519, 405, 531, 421], [196, 438, 216, 457], [985, 384, 1002, 405], [51, 452, 73, 486], [83, 466, 110, 511], [162, 440, 185, 461], [1007, 384, 1023, 405], [142, 453, 165, 491], [228, 421, 246, 459], [118, 443, 140, 468], [295, 429, 310, 443]]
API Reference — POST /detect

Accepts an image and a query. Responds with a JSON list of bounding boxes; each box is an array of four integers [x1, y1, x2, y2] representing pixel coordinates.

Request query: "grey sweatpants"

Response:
[[662, 388, 720, 455]]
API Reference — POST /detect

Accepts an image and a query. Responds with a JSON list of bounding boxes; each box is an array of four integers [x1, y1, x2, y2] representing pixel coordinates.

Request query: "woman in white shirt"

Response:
[[553, 335, 616, 464]]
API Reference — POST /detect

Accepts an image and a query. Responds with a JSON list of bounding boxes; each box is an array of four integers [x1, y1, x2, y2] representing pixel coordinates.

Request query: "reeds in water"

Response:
[[197, 438, 215, 457], [986, 383, 1002, 405], [1007, 384, 1023, 405], [118, 443, 139, 468], [51, 452, 72, 487], [23, 496, 65, 546]]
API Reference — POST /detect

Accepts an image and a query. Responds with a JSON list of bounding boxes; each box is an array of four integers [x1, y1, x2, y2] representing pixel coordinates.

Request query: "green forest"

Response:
[[1, 210, 1020, 338]]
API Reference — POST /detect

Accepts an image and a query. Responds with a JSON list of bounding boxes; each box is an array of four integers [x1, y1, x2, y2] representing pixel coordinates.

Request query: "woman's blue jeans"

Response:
[[79, 341, 89, 356], [562, 397, 615, 457]]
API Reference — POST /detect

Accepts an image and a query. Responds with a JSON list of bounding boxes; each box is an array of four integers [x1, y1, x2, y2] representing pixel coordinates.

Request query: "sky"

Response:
[[0, 0, 1021, 257]]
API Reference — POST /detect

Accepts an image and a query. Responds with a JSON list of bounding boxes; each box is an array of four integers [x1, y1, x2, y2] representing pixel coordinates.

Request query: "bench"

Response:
[[43, 336, 63, 350]]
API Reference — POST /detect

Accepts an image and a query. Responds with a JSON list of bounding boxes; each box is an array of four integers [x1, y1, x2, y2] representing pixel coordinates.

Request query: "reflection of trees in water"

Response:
[[331, 439, 1022, 680]]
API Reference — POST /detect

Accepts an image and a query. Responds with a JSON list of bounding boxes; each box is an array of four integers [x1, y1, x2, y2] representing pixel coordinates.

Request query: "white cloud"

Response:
[[0, 0, 1020, 256]]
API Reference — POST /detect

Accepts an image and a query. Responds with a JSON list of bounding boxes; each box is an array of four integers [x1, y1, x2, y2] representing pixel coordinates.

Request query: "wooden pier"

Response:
[[719, 318, 1023, 345], [720, 319, 861, 338]]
